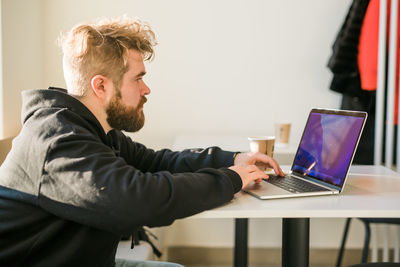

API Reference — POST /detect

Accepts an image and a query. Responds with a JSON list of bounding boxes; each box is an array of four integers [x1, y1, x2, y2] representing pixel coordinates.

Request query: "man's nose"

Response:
[[141, 81, 151, 95]]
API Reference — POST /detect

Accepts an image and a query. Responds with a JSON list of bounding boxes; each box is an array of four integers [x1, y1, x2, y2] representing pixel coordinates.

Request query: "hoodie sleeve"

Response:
[[116, 131, 237, 173], [40, 131, 242, 236]]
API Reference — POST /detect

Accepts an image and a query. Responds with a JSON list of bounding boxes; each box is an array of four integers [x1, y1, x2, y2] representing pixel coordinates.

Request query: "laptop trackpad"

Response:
[[243, 181, 292, 197]]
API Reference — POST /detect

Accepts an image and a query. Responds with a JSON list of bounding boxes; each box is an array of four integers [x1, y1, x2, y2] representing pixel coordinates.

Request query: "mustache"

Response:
[[139, 97, 147, 107]]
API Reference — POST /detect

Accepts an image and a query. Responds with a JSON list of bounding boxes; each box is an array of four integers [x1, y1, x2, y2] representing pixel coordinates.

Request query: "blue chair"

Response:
[[336, 218, 400, 267]]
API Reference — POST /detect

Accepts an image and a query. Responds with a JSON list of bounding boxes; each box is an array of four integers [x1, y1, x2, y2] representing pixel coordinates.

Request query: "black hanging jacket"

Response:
[[327, 0, 370, 97]]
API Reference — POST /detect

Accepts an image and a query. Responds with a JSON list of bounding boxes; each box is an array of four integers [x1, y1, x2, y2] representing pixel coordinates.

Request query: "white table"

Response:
[[190, 165, 400, 219], [188, 165, 400, 267], [173, 136, 400, 267]]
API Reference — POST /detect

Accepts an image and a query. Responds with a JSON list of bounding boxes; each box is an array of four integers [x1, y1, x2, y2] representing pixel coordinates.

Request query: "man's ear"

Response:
[[90, 75, 113, 102]]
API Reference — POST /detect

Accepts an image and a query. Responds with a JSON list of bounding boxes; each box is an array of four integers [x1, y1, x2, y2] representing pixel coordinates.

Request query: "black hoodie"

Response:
[[0, 87, 242, 267]]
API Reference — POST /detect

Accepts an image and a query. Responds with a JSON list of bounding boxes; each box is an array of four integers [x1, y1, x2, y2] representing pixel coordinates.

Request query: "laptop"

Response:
[[243, 108, 367, 200]]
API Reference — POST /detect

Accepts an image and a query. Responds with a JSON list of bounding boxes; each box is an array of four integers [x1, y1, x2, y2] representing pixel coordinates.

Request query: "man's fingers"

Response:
[[250, 167, 268, 180], [266, 157, 285, 176], [272, 163, 285, 176], [230, 164, 271, 188], [246, 165, 260, 173], [255, 153, 285, 176]]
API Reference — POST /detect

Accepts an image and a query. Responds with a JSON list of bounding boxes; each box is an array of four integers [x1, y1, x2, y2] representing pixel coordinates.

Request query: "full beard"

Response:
[[106, 94, 146, 132]]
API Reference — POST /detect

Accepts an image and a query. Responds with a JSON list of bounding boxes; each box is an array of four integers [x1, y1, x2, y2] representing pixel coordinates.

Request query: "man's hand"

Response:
[[229, 165, 268, 189], [234, 152, 285, 177]]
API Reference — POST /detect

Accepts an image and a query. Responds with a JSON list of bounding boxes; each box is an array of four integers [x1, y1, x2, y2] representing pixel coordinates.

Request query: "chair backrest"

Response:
[[0, 137, 13, 165]]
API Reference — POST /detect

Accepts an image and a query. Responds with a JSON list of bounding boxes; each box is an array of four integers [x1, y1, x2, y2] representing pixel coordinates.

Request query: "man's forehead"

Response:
[[128, 49, 144, 61], [127, 49, 146, 76]]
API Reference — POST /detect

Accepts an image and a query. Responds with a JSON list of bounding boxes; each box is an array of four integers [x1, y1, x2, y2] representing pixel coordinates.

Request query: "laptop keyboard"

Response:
[[265, 175, 331, 193]]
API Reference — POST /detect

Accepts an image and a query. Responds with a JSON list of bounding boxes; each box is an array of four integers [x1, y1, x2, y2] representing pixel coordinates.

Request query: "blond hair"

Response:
[[59, 16, 157, 96]]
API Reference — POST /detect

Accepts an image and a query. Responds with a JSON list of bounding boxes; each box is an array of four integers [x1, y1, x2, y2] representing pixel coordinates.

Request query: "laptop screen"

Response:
[[291, 109, 366, 188]]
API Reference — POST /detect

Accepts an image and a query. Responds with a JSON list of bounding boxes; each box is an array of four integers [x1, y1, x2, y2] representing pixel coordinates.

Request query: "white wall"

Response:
[[3, 0, 367, 249], [42, 0, 346, 150], [1, 0, 45, 138]]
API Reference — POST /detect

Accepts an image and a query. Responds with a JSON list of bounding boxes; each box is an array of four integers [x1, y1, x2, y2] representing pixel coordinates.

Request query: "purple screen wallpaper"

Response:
[[292, 112, 365, 187]]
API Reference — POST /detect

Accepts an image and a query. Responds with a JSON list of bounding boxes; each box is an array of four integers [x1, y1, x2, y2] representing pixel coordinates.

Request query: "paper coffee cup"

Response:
[[248, 136, 275, 171], [275, 122, 291, 147]]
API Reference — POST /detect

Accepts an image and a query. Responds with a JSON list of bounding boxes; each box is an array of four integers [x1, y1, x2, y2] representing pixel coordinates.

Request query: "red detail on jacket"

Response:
[[358, 0, 399, 124]]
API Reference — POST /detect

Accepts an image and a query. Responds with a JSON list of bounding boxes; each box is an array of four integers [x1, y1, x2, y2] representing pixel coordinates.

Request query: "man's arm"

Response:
[[117, 132, 237, 173], [117, 132, 284, 177], [40, 133, 242, 236]]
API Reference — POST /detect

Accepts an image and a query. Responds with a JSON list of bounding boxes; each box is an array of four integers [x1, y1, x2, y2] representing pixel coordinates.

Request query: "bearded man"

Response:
[[0, 16, 283, 267]]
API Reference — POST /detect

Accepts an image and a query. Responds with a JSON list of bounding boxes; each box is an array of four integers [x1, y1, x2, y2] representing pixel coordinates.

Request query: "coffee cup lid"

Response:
[[248, 136, 275, 141]]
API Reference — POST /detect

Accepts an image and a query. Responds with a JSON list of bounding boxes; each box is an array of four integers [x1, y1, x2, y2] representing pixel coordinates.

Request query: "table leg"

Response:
[[282, 218, 310, 267], [234, 218, 248, 267]]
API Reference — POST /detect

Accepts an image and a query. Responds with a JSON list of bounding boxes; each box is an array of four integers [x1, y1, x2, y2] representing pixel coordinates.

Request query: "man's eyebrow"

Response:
[[136, 71, 146, 78]]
